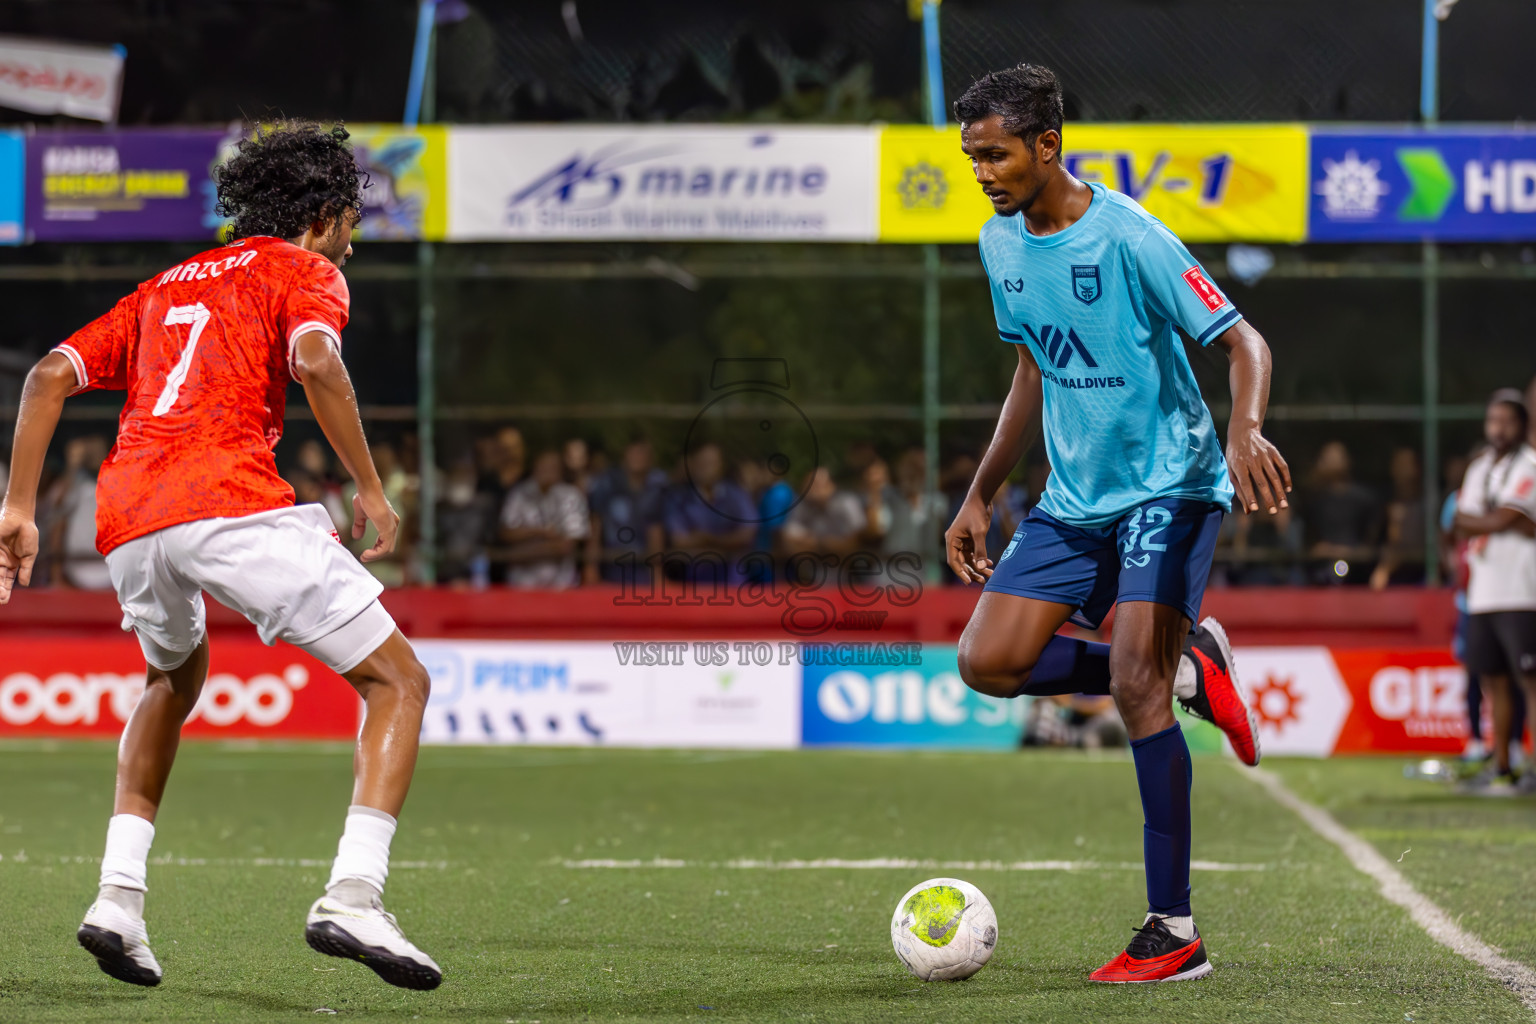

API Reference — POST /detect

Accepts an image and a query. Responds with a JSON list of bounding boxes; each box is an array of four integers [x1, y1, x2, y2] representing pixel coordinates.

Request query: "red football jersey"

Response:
[[52, 236, 349, 555]]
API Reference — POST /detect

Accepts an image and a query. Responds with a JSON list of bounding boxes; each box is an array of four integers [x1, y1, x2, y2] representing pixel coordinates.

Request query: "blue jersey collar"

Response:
[[1018, 181, 1105, 248]]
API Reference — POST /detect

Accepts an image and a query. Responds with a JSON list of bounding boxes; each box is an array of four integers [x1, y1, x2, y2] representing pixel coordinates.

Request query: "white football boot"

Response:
[[305, 889, 442, 990], [78, 896, 163, 986]]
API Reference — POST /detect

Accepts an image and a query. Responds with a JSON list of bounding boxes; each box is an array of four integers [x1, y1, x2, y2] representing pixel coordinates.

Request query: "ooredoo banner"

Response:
[[879, 124, 1309, 243], [447, 126, 878, 241], [0, 639, 359, 739], [415, 640, 801, 748], [0, 36, 124, 123]]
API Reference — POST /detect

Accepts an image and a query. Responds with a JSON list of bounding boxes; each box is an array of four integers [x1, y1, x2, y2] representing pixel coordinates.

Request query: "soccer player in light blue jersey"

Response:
[[943, 65, 1292, 984]]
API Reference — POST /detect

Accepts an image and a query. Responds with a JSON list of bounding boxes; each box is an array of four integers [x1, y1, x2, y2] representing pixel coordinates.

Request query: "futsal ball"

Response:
[[889, 877, 998, 981]]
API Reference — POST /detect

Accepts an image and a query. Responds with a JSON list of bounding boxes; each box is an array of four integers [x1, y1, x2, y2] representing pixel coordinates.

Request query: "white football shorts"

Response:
[[105, 504, 396, 674]]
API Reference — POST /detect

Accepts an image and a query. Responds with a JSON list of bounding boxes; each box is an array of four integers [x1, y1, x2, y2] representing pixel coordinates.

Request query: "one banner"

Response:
[[0, 639, 359, 739], [800, 646, 1028, 748], [0, 36, 124, 123], [416, 640, 801, 747], [28, 128, 231, 242], [1310, 129, 1536, 241], [447, 125, 878, 241], [0, 129, 23, 244], [879, 124, 1309, 243]]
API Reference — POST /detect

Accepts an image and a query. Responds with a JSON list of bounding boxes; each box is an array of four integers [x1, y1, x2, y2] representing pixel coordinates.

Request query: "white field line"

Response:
[[562, 857, 1266, 872], [1246, 766, 1536, 1015], [0, 853, 446, 870]]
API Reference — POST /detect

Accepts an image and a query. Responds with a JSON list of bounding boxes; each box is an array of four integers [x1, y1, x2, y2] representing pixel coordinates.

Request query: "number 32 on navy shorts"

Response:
[[983, 497, 1224, 629]]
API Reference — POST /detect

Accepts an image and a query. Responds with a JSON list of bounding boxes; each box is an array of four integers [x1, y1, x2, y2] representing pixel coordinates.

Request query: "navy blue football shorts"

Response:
[[983, 497, 1224, 630]]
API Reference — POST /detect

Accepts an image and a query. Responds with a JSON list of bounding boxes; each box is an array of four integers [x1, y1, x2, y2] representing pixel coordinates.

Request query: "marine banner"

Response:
[[1309, 129, 1536, 241], [447, 125, 878, 241], [879, 124, 1309, 243]]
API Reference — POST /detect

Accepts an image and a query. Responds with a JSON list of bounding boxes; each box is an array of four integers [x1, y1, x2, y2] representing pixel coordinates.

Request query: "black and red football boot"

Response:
[[1177, 616, 1261, 767], [1090, 917, 1212, 983]]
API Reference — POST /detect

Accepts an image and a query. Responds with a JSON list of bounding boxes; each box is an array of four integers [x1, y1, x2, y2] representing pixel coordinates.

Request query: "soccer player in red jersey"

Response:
[[0, 122, 442, 991]]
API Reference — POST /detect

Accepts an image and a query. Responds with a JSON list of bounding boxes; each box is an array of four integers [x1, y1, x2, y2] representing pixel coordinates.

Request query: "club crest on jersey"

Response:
[[1071, 265, 1101, 305]]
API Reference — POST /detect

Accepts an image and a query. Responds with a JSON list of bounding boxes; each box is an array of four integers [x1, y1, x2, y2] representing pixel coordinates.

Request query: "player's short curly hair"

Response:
[[214, 120, 368, 241], [953, 63, 1064, 144]]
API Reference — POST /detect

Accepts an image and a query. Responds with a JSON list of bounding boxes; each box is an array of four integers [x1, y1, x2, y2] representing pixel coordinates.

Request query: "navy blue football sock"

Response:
[[1130, 722, 1193, 918], [1012, 634, 1112, 697]]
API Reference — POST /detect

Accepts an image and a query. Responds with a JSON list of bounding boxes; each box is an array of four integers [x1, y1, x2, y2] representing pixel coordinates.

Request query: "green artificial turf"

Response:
[[0, 742, 1528, 1023]]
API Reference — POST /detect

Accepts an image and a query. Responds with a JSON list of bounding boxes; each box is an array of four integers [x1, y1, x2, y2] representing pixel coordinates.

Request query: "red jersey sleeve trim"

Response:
[[286, 321, 342, 381], [52, 343, 89, 395]]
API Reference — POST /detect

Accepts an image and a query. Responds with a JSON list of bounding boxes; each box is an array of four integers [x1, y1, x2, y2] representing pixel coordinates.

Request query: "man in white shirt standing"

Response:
[[1456, 389, 1536, 794], [500, 449, 589, 589]]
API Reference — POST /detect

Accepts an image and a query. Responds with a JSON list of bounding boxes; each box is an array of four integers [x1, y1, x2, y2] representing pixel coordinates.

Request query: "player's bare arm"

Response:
[[293, 331, 398, 562], [1212, 319, 1291, 516], [0, 351, 78, 603], [944, 343, 1042, 584]]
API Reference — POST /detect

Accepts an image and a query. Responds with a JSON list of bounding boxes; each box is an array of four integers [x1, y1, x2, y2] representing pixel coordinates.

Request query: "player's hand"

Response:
[[1226, 427, 1291, 515], [0, 509, 40, 605], [353, 489, 400, 562], [944, 497, 994, 585]]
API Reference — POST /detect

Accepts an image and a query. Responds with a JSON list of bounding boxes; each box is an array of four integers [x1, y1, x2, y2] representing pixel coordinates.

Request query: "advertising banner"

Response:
[[346, 124, 448, 241], [800, 645, 1028, 748], [0, 639, 359, 740], [1309, 129, 1536, 241], [28, 128, 231, 242], [447, 125, 878, 241], [1231, 646, 1466, 757], [0, 129, 23, 245], [879, 124, 1308, 243], [415, 640, 800, 747], [0, 36, 124, 123]]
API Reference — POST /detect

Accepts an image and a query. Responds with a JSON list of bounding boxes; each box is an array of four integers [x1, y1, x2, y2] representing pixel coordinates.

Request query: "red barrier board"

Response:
[[0, 639, 360, 739]]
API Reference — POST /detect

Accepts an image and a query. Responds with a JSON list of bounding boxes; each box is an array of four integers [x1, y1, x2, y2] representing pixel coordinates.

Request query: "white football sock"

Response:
[[100, 813, 154, 893], [1146, 912, 1196, 941], [325, 805, 397, 896], [1172, 652, 1198, 701]]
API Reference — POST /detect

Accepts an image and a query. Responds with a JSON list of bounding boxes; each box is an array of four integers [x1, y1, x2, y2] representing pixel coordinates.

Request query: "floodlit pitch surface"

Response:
[[0, 743, 1531, 1023]]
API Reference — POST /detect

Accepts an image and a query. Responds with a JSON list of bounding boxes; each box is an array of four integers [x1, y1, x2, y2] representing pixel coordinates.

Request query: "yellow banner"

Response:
[[348, 124, 448, 241], [879, 124, 1307, 243]]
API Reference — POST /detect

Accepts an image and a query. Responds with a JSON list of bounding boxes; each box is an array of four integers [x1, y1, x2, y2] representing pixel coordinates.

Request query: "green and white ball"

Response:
[[890, 877, 998, 981]]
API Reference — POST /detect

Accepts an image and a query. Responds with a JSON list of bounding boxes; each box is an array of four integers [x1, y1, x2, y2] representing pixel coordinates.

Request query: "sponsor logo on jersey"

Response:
[[1002, 278, 1025, 293], [1021, 323, 1097, 369], [1181, 266, 1227, 313], [1071, 264, 1101, 305]]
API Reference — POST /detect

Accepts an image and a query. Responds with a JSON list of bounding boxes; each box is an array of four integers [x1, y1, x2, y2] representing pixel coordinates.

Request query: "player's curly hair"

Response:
[[214, 120, 368, 241], [953, 63, 1064, 143]]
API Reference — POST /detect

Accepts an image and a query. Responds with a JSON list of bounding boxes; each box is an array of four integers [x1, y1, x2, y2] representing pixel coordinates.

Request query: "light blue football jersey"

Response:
[[980, 182, 1238, 528]]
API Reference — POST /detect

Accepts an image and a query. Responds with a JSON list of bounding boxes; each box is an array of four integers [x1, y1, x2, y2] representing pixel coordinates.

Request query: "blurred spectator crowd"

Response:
[[6, 384, 1534, 592]]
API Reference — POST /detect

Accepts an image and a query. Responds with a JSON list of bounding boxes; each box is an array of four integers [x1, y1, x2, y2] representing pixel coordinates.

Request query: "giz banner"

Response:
[[447, 125, 878, 241], [0, 639, 360, 739], [28, 128, 231, 241], [879, 124, 1308, 243], [415, 640, 801, 747], [1232, 647, 1468, 757]]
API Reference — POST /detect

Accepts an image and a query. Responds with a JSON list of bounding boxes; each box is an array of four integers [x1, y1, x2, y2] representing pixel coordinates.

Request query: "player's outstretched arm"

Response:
[[944, 343, 1043, 584], [0, 353, 77, 603], [293, 331, 398, 563], [1213, 320, 1291, 515]]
